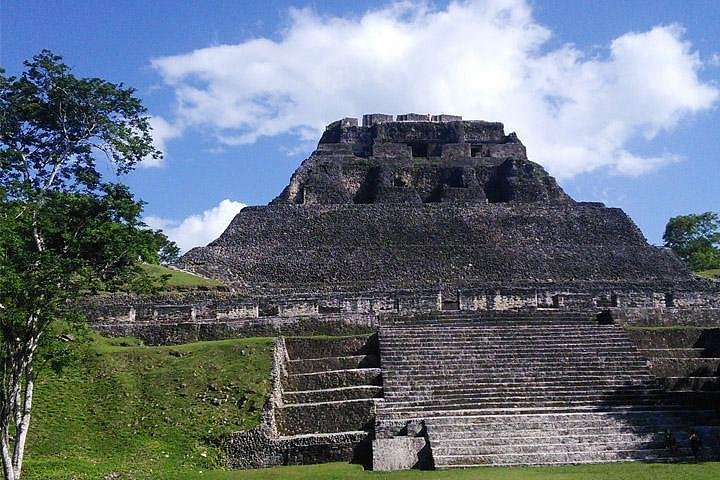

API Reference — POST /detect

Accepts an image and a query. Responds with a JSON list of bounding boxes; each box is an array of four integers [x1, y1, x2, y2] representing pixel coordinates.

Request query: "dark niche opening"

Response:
[[597, 310, 614, 325], [353, 166, 383, 204], [471, 145, 483, 157], [409, 143, 429, 158], [665, 292, 675, 308]]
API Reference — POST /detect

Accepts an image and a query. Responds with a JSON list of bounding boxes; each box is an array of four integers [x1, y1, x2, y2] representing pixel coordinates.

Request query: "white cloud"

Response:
[[142, 115, 183, 167], [152, 0, 718, 178], [145, 199, 246, 253]]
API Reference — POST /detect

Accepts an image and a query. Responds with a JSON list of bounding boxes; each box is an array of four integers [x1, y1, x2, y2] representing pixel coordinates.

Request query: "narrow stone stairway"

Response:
[[376, 312, 720, 468], [274, 335, 382, 464]]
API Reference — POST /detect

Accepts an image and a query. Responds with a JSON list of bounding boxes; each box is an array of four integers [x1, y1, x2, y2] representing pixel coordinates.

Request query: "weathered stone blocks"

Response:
[[372, 437, 429, 471]]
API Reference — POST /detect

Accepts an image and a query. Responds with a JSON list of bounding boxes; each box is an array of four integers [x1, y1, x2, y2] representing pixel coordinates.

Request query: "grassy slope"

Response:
[[697, 269, 720, 280], [140, 263, 224, 290], [25, 336, 272, 480]]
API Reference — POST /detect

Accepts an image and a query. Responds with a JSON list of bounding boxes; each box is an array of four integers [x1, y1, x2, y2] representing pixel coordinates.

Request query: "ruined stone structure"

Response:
[[87, 114, 720, 469]]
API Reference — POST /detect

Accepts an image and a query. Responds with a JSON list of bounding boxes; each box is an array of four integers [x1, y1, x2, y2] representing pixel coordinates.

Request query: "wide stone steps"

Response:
[[378, 407, 700, 423], [381, 328, 632, 335], [381, 391, 669, 407], [380, 345, 638, 354], [425, 409, 720, 426], [383, 382, 658, 396], [382, 342, 636, 349], [430, 424, 718, 439], [382, 329, 634, 335], [381, 400, 672, 414], [383, 358, 641, 366], [383, 323, 604, 330], [383, 373, 654, 384], [432, 449, 690, 467], [432, 439, 677, 456], [381, 325, 628, 332], [383, 333, 634, 339], [383, 362, 649, 372], [428, 411, 720, 467], [376, 315, 720, 467], [383, 364, 649, 373], [383, 385, 662, 400], [383, 318, 597, 327]]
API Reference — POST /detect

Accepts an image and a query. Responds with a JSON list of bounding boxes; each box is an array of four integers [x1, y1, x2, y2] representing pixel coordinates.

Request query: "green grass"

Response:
[[140, 263, 225, 290], [697, 269, 720, 280], [203, 462, 720, 480], [27, 459, 720, 480], [24, 335, 273, 480]]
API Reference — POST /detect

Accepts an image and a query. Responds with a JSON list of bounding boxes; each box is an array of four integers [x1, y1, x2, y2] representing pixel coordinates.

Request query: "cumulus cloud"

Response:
[[145, 199, 246, 252], [152, 0, 718, 178], [142, 115, 183, 167]]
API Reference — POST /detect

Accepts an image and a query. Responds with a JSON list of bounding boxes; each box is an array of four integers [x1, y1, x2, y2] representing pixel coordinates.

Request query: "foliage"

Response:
[[24, 335, 272, 480], [663, 212, 720, 271], [0, 50, 176, 479]]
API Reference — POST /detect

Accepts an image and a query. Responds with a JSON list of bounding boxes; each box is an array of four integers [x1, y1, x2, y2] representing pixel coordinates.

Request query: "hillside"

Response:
[[25, 335, 272, 480]]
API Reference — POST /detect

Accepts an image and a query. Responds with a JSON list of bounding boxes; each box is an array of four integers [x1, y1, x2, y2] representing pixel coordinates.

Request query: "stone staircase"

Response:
[[376, 312, 720, 468], [273, 335, 381, 464]]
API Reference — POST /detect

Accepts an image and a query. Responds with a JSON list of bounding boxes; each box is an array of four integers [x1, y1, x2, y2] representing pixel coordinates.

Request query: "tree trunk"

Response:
[[11, 364, 33, 479], [0, 423, 16, 480]]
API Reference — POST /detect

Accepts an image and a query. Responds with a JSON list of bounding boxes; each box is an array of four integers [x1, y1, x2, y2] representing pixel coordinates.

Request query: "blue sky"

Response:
[[2, 0, 719, 251]]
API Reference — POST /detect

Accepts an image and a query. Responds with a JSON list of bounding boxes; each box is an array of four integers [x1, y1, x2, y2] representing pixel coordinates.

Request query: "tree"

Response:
[[663, 212, 720, 271], [0, 51, 174, 479]]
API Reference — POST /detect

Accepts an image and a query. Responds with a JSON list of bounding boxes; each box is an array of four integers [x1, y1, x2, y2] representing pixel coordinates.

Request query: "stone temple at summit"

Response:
[[88, 113, 720, 470]]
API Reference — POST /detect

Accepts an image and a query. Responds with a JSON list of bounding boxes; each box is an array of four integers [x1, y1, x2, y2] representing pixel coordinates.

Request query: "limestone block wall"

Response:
[[82, 282, 720, 345]]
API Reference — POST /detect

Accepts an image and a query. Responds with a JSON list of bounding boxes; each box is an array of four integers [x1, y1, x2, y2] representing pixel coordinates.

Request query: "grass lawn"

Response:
[[199, 462, 720, 480], [140, 263, 225, 290]]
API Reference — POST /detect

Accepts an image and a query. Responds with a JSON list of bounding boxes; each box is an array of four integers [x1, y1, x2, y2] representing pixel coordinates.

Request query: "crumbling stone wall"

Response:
[[273, 117, 565, 206]]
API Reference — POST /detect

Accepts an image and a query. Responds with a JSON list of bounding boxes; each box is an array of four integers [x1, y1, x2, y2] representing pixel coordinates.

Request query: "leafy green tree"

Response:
[[0, 51, 174, 479], [663, 212, 720, 271]]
